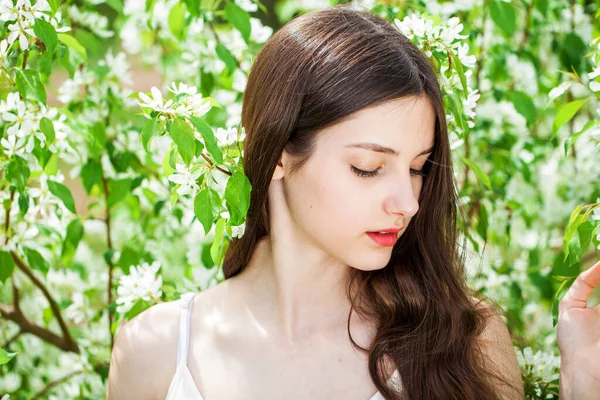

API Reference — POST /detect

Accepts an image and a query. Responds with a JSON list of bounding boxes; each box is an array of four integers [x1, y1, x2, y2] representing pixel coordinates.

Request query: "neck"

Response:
[[231, 234, 356, 347]]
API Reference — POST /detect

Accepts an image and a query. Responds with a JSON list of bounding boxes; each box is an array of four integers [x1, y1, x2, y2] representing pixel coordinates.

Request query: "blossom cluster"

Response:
[[394, 13, 480, 130], [138, 82, 214, 121], [0, 0, 70, 51], [115, 261, 164, 314]]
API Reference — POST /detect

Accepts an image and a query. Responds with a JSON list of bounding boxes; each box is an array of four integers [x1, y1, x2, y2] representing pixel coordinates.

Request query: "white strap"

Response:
[[176, 292, 196, 367]]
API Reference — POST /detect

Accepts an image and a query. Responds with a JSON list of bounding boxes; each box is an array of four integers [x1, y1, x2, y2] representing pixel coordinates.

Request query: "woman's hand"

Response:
[[557, 259, 600, 400]]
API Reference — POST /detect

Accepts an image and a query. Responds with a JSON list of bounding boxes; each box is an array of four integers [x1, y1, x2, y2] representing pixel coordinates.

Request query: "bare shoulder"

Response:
[[469, 296, 525, 400], [106, 298, 183, 400]]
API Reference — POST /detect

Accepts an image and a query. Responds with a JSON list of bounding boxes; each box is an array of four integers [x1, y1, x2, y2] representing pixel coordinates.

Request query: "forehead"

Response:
[[317, 96, 436, 152]]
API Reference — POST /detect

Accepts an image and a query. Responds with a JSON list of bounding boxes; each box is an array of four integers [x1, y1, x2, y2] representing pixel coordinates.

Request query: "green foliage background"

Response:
[[0, 0, 599, 398]]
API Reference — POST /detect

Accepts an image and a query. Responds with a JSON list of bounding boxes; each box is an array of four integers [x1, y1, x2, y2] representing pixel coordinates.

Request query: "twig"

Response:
[[101, 176, 115, 349], [4, 189, 15, 245], [30, 369, 85, 399], [1, 330, 22, 348], [200, 153, 232, 176]]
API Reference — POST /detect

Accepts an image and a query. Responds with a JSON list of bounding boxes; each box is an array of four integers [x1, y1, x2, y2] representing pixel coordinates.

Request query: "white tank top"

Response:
[[165, 292, 402, 400]]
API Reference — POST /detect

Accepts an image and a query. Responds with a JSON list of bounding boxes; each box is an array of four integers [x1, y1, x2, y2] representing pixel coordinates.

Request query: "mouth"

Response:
[[366, 227, 403, 247]]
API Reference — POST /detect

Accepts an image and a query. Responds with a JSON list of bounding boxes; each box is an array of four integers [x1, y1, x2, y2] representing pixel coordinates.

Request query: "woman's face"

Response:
[[274, 95, 436, 271]]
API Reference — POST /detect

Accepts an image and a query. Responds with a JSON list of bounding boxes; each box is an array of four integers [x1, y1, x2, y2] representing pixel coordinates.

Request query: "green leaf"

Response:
[[0, 251, 15, 284], [224, 171, 252, 226], [509, 91, 537, 126], [39, 117, 56, 145], [126, 299, 152, 320], [105, 0, 124, 14], [210, 217, 227, 264], [215, 43, 237, 76], [189, 117, 223, 164], [552, 275, 577, 327], [578, 221, 596, 254], [48, 180, 76, 213], [81, 158, 103, 194], [48, 0, 60, 15], [183, 0, 200, 17], [168, 3, 187, 40], [23, 247, 50, 275], [61, 219, 84, 265], [0, 348, 17, 365], [44, 153, 58, 175], [34, 18, 58, 53], [57, 33, 87, 61], [17, 191, 29, 217], [169, 118, 196, 167], [476, 201, 489, 241], [553, 99, 588, 135], [118, 246, 141, 274], [6, 155, 31, 193], [141, 118, 161, 152], [194, 187, 221, 235], [564, 120, 596, 156], [489, 0, 517, 36], [32, 139, 52, 168], [43, 306, 54, 326], [14, 69, 47, 105], [460, 156, 491, 189], [563, 204, 596, 263], [107, 178, 133, 208], [146, 0, 157, 12], [162, 145, 176, 176], [224, 2, 251, 43], [449, 51, 467, 92]]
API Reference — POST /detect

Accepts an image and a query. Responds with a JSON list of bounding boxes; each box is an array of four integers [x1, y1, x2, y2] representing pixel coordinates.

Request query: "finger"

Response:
[[560, 259, 600, 311]]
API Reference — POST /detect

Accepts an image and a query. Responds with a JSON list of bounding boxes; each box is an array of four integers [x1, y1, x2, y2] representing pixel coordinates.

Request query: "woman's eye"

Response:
[[350, 165, 428, 178], [351, 165, 380, 178]]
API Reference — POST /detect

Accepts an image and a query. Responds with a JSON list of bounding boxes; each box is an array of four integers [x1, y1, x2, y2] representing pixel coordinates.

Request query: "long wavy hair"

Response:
[[222, 5, 520, 400]]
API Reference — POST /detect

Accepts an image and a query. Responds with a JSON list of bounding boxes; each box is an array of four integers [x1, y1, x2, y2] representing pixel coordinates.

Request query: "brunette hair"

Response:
[[222, 5, 521, 399]]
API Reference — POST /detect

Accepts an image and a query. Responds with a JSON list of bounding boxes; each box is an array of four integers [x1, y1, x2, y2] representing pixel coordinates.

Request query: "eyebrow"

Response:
[[344, 142, 434, 157]]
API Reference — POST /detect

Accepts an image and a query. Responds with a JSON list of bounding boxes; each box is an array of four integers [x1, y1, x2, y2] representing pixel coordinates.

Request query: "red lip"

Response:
[[368, 226, 403, 233], [366, 232, 398, 247]]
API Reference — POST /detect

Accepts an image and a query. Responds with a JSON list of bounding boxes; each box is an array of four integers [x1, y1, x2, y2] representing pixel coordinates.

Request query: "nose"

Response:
[[383, 178, 420, 219]]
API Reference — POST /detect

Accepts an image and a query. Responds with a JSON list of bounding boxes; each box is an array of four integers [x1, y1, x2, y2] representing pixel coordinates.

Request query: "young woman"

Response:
[[106, 5, 600, 400]]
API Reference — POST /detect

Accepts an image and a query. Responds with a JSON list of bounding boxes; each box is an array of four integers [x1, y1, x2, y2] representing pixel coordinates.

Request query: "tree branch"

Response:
[[9, 252, 79, 353], [0, 302, 78, 353]]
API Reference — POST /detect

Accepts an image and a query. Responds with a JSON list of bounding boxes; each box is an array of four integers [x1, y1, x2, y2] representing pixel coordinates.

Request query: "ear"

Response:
[[272, 149, 290, 181]]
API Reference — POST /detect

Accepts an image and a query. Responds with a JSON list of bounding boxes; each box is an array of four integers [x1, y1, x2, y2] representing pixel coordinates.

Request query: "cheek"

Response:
[[287, 162, 360, 237]]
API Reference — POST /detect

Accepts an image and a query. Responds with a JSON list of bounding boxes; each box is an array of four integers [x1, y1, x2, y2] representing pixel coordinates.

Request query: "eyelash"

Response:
[[350, 166, 428, 178]]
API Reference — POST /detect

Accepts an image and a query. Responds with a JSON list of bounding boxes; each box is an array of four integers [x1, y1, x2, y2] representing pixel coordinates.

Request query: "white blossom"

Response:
[[68, 6, 113, 38], [463, 88, 480, 128], [215, 126, 245, 146], [7, 19, 33, 50], [515, 346, 560, 382], [0, 39, 9, 68], [548, 81, 572, 102], [232, 222, 246, 238], [0, 134, 26, 157], [138, 87, 175, 114], [3, 99, 35, 137], [168, 163, 201, 197], [116, 261, 163, 314], [236, 0, 257, 12]]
